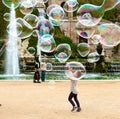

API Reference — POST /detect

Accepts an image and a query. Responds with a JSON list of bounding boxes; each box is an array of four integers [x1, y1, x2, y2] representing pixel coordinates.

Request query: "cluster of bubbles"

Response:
[[2, 0, 120, 80]]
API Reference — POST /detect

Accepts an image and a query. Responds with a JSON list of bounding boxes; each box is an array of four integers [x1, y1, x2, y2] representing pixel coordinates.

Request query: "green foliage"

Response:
[[0, 1, 9, 39], [103, 8, 118, 22], [113, 43, 120, 53]]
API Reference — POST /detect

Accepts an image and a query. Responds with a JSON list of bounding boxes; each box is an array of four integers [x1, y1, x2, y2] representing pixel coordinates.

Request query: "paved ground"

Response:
[[0, 80, 120, 119]]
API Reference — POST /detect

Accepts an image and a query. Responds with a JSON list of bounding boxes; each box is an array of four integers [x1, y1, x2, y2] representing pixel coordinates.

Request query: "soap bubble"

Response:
[[54, 43, 71, 63], [37, 18, 54, 37], [77, 43, 90, 57], [65, 62, 86, 80], [63, 0, 79, 12], [27, 47, 35, 55], [75, 22, 95, 39], [87, 52, 100, 63], [24, 14, 39, 28], [7, 22, 23, 36], [38, 34, 56, 53], [98, 23, 120, 47], [2, 0, 20, 9], [48, 6, 65, 26], [46, 4, 60, 17], [16, 18, 33, 39], [77, 4, 104, 27], [46, 63, 53, 71], [32, 30, 38, 37], [3, 13, 10, 21], [91, 34, 101, 44], [20, 0, 34, 15]]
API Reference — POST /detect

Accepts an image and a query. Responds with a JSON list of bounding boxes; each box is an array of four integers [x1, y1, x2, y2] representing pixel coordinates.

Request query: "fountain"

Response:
[[5, 4, 20, 76]]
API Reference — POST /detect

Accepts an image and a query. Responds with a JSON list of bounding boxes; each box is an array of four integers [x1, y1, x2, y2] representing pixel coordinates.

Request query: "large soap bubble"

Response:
[[75, 22, 95, 39], [24, 14, 39, 28], [16, 18, 33, 39], [87, 52, 100, 63], [65, 62, 86, 80], [54, 43, 71, 63], [77, 4, 104, 27], [77, 43, 90, 57], [38, 34, 56, 53], [37, 18, 54, 37], [19, 0, 34, 15], [63, 0, 79, 12], [98, 23, 120, 47], [2, 0, 20, 9], [48, 6, 65, 26]]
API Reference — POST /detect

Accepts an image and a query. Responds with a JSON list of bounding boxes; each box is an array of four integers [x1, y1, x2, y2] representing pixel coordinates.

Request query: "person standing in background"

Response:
[[33, 55, 41, 83]]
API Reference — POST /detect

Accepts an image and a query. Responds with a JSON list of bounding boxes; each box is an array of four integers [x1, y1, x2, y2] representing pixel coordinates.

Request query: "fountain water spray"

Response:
[[5, 3, 20, 76]]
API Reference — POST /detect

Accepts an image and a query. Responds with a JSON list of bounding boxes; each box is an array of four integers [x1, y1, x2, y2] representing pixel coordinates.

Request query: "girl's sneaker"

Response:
[[71, 106, 77, 112], [76, 107, 81, 112]]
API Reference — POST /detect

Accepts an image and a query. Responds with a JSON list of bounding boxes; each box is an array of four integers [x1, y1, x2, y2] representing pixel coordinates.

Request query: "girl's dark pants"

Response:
[[41, 70, 46, 82], [68, 92, 80, 108]]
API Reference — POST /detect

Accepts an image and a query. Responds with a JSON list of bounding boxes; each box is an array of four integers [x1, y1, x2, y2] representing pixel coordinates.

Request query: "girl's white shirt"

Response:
[[40, 62, 46, 70], [68, 70, 78, 94]]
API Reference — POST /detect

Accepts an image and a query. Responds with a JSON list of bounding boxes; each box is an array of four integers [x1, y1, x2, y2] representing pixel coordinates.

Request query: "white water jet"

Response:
[[5, 4, 20, 76]]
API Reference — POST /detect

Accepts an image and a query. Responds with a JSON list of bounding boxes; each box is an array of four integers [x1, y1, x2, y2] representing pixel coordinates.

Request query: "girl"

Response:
[[68, 67, 81, 112]]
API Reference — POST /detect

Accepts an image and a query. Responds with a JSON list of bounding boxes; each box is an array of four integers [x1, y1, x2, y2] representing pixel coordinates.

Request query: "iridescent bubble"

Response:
[[3, 13, 10, 21], [54, 43, 71, 63], [63, 0, 79, 12], [19, 0, 33, 15], [16, 18, 33, 39], [75, 22, 95, 39], [87, 52, 100, 63], [37, 18, 54, 37], [24, 14, 39, 28], [27, 47, 35, 55], [7, 22, 23, 36], [48, 6, 65, 26], [98, 23, 120, 47], [46, 63, 53, 71], [77, 4, 104, 27], [32, 30, 38, 37], [77, 43, 90, 57], [38, 34, 56, 53], [46, 4, 60, 16], [65, 62, 86, 80], [2, 0, 20, 9], [91, 34, 101, 44]]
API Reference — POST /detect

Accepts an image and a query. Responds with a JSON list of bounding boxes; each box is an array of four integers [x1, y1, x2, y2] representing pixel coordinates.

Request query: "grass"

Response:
[[0, 72, 120, 80]]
